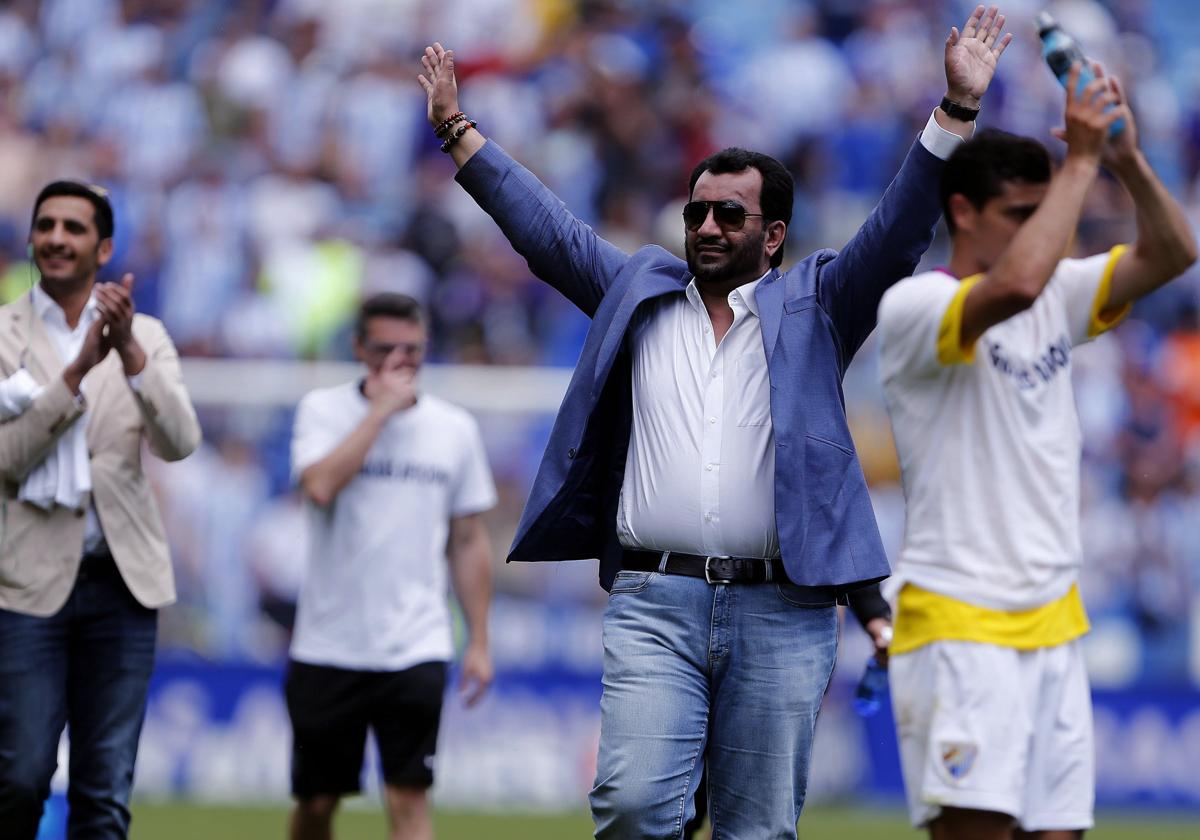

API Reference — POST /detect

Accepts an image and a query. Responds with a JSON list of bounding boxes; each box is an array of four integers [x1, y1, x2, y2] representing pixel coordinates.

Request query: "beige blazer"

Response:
[[0, 295, 201, 616]]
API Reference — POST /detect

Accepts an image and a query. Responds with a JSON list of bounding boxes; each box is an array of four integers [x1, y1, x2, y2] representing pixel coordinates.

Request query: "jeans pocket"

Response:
[[609, 570, 653, 595]]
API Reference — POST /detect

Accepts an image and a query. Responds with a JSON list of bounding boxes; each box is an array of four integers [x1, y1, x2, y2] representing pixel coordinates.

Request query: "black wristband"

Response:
[[939, 96, 980, 122]]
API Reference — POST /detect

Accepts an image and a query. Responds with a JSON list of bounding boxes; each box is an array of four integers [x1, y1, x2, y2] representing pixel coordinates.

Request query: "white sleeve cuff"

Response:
[[918, 108, 973, 161]]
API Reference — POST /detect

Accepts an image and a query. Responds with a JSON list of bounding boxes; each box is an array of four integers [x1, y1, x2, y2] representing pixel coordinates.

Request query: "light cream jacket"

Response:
[[0, 295, 200, 616]]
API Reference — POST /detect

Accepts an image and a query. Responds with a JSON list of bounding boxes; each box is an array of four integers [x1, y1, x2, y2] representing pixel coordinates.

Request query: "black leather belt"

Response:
[[623, 549, 785, 585]]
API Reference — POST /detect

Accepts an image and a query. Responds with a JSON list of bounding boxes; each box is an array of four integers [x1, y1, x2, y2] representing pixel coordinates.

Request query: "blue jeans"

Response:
[[590, 571, 838, 839], [0, 555, 157, 840]]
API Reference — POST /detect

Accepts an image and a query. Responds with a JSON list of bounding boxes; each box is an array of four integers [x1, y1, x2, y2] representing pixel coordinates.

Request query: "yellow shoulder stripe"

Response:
[[891, 582, 1090, 656], [1087, 244, 1132, 338], [935, 274, 984, 365]]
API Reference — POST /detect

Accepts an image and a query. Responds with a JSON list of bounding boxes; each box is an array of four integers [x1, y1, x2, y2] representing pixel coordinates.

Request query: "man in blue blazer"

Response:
[[419, 7, 1010, 837]]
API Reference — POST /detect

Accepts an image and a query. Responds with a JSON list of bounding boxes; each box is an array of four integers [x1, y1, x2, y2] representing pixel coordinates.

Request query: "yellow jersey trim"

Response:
[[891, 582, 1090, 656], [935, 274, 984, 365], [1087, 244, 1132, 338]]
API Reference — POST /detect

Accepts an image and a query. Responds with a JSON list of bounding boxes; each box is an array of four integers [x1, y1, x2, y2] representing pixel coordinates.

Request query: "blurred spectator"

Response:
[[4, 0, 1193, 684]]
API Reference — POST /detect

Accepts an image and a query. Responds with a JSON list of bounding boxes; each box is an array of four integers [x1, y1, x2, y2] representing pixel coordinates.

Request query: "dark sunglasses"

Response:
[[682, 200, 764, 231]]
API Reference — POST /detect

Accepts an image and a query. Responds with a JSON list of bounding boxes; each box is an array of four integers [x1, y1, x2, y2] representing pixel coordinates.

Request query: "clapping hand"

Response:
[[1057, 62, 1122, 164], [95, 273, 146, 375], [94, 273, 135, 350], [1050, 62, 1138, 169]]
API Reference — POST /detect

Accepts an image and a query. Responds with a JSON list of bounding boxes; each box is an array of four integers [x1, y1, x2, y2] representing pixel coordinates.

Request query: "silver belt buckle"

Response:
[[704, 555, 731, 584]]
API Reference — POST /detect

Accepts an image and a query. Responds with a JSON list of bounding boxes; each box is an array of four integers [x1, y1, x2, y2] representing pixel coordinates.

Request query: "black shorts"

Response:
[[284, 659, 448, 798]]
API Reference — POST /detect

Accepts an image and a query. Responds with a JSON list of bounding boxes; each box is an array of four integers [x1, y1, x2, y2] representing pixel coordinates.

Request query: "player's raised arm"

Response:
[[1091, 67, 1198, 313], [952, 63, 1118, 350]]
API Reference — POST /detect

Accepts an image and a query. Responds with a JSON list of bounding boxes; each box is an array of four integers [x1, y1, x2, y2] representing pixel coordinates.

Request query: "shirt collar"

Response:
[[684, 269, 772, 319], [32, 282, 100, 329], [734, 271, 771, 318]]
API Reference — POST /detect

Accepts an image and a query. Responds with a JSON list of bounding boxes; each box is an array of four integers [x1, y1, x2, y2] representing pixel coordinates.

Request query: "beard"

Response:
[[685, 228, 767, 287]]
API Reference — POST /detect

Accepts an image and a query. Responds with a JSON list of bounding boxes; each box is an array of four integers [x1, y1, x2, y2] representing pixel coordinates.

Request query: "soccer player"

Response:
[[877, 63, 1196, 839], [286, 293, 497, 840]]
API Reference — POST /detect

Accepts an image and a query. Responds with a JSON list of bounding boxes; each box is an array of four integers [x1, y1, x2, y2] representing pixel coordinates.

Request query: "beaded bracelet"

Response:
[[434, 111, 466, 138], [440, 120, 477, 153]]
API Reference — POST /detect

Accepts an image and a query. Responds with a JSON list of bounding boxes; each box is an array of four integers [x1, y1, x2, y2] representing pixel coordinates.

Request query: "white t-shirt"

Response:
[[878, 248, 1127, 612], [289, 382, 497, 671]]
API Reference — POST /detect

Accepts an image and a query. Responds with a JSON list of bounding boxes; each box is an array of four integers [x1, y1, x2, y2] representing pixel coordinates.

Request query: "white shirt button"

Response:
[[704, 513, 713, 521], [708, 417, 716, 424], [705, 464, 714, 471]]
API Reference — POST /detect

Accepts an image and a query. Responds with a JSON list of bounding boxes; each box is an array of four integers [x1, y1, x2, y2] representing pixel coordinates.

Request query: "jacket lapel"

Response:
[[593, 269, 687, 389], [755, 268, 784, 361], [9, 298, 63, 385]]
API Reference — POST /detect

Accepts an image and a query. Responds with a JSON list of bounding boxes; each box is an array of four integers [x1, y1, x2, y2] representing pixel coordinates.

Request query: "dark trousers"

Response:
[[0, 554, 157, 839]]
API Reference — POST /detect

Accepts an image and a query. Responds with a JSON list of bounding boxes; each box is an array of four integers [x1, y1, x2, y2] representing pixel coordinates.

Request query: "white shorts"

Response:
[[889, 639, 1094, 831]]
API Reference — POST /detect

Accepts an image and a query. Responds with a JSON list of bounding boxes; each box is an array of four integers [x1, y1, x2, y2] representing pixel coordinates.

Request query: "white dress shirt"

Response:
[[618, 273, 780, 559], [616, 111, 967, 559]]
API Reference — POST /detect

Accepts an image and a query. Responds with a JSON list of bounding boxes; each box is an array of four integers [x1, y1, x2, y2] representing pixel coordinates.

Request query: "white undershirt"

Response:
[[616, 110, 967, 559]]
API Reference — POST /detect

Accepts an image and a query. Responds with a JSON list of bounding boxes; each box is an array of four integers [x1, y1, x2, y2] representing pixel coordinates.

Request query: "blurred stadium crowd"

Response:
[[2, 0, 1199, 686]]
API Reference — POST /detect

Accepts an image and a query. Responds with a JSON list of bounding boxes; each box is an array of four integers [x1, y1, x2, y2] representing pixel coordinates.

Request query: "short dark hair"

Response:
[[32, 181, 115, 240], [355, 293, 423, 340], [940, 129, 1051, 235], [688, 148, 794, 268]]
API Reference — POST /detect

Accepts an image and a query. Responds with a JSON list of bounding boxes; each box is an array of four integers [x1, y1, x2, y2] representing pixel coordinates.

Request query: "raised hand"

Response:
[[417, 42, 460, 128], [1060, 62, 1121, 163], [944, 5, 1012, 108], [1093, 64, 1138, 166]]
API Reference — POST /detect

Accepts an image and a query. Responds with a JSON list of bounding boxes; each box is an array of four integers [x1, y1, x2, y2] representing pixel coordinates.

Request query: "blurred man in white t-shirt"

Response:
[[877, 64, 1195, 840], [286, 293, 497, 840]]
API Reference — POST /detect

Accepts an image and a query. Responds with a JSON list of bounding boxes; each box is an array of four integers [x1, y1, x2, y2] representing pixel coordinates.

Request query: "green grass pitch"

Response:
[[129, 801, 1198, 839]]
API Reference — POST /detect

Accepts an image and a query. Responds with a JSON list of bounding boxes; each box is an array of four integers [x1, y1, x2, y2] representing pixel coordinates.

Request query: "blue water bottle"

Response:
[[35, 791, 67, 840], [852, 658, 889, 717], [1036, 11, 1124, 137]]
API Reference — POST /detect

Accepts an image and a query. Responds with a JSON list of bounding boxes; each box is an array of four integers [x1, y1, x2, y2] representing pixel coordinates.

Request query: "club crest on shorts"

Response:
[[939, 742, 978, 781]]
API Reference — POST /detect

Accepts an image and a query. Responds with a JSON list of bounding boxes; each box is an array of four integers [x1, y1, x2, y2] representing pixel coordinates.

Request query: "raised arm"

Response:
[[417, 43, 629, 316], [1095, 71, 1198, 312], [821, 6, 1012, 360], [956, 65, 1118, 348]]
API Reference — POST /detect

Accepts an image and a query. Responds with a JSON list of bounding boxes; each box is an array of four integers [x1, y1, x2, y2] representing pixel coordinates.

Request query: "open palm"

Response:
[[418, 42, 460, 127], [945, 5, 1012, 106]]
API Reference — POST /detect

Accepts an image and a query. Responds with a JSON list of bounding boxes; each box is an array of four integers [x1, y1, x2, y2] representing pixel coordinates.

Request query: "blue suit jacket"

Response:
[[456, 139, 944, 594]]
